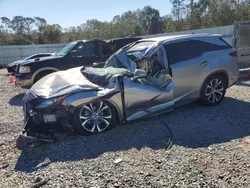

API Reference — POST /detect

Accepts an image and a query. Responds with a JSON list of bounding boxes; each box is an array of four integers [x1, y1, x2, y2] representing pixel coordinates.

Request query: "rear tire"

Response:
[[200, 74, 227, 106], [71, 100, 117, 136]]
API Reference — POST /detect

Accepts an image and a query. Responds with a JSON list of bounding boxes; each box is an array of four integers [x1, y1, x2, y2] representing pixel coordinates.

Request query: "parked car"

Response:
[[6, 53, 53, 74], [21, 34, 239, 140], [15, 37, 141, 88], [106, 36, 142, 52]]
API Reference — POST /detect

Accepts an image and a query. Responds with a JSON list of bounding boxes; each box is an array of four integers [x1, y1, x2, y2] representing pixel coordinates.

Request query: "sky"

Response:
[[0, 0, 172, 29]]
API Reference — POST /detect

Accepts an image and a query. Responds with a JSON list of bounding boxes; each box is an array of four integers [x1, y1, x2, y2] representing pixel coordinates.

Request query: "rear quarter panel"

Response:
[[199, 49, 238, 89]]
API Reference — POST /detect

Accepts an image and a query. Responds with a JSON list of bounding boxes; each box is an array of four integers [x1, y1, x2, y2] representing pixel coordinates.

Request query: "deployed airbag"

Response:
[[81, 67, 132, 87]]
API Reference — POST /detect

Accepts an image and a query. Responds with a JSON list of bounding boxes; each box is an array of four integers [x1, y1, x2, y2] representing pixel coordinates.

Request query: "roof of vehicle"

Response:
[[106, 36, 142, 42], [74, 39, 107, 43], [35, 53, 52, 55], [140, 33, 222, 43]]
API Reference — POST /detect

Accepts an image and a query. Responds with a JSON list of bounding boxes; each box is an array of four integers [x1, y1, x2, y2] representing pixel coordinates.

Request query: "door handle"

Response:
[[200, 61, 209, 66]]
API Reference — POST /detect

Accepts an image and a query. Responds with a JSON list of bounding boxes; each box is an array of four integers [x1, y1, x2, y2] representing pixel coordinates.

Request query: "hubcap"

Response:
[[205, 78, 224, 103], [79, 101, 112, 133]]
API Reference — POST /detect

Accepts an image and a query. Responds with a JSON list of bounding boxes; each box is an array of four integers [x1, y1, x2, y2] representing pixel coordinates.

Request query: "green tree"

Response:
[[111, 10, 144, 37], [24, 17, 35, 39], [11, 16, 26, 35], [1, 2, 250, 45], [34, 17, 47, 43], [1, 17, 12, 33], [139, 6, 164, 34], [43, 25, 62, 43], [34, 17, 47, 32], [170, 0, 186, 31]]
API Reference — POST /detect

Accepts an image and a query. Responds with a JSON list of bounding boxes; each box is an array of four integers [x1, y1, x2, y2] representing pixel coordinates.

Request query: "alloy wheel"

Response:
[[79, 101, 112, 133], [205, 78, 224, 104]]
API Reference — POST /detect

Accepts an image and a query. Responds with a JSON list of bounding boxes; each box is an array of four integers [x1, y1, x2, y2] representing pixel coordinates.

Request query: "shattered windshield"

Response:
[[126, 41, 155, 61], [104, 47, 132, 70], [104, 41, 155, 72], [56, 42, 76, 56]]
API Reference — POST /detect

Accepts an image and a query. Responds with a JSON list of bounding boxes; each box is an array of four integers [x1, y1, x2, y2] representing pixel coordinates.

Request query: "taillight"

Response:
[[229, 51, 237, 57]]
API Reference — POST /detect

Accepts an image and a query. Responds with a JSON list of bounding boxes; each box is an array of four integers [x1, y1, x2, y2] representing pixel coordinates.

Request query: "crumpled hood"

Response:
[[31, 66, 102, 99]]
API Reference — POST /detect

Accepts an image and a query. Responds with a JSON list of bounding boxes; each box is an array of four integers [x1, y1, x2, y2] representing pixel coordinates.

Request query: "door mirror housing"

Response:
[[93, 61, 105, 68]]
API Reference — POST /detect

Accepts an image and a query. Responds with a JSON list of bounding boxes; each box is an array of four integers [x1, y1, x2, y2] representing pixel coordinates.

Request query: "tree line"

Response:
[[0, 0, 250, 45]]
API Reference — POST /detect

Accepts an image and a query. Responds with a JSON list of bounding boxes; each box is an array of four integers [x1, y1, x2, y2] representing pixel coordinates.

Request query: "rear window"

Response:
[[164, 38, 231, 64]]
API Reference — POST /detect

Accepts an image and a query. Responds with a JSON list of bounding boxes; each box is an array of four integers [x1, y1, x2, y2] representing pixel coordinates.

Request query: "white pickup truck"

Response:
[[233, 20, 250, 70]]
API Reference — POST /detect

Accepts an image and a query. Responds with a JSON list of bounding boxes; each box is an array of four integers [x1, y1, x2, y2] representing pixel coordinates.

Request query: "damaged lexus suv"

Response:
[[21, 34, 239, 141]]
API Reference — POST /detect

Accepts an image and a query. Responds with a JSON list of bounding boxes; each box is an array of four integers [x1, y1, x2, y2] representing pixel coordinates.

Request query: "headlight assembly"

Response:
[[38, 98, 58, 108], [19, 66, 30, 73], [36, 95, 68, 109]]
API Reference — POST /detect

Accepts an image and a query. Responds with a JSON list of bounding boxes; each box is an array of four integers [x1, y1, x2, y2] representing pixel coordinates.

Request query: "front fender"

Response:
[[64, 86, 123, 106], [64, 91, 101, 107], [63, 76, 124, 123], [31, 67, 59, 82]]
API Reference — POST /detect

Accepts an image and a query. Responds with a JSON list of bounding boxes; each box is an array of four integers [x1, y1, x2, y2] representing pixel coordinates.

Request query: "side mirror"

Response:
[[132, 69, 147, 81], [93, 61, 105, 68], [93, 62, 99, 67]]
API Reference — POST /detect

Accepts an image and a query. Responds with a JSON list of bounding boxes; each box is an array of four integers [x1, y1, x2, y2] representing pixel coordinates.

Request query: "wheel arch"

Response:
[[32, 67, 59, 83], [69, 98, 123, 135], [105, 99, 123, 124], [67, 97, 123, 125], [200, 70, 229, 97]]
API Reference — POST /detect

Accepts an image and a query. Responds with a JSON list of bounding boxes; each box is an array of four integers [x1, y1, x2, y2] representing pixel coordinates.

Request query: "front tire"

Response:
[[200, 75, 227, 106], [72, 100, 116, 136], [34, 71, 54, 83]]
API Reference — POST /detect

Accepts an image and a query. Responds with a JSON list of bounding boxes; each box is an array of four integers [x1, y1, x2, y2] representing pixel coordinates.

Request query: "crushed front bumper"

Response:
[[22, 91, 68, 140]]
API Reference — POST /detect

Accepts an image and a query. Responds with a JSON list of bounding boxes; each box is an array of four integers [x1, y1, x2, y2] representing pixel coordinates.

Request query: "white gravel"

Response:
[[1, 68, 250, 187]]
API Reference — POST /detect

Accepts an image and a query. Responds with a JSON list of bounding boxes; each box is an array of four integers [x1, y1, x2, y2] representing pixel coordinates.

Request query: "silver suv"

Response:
[[159, 34, 239, 105], [22, 34, 239, 138]]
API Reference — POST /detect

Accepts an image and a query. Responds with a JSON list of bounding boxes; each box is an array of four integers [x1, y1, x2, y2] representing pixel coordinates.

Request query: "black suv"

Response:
[[15, 37, 142, 88]]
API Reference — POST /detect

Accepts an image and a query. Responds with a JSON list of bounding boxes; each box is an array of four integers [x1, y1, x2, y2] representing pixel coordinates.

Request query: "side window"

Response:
[[74, 43, 83, 57], [164, 39, 230, 65], [164, 41, 202, 64], [33, 54, 49, 59], [99, 43, 113, 56], [40, 54, 50, 58], [29, 55, 40, 59], [75, 42, 96, 57]]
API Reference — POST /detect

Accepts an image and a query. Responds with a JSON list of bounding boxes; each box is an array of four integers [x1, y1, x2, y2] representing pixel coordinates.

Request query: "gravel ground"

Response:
[[1, 68, 250, 187]]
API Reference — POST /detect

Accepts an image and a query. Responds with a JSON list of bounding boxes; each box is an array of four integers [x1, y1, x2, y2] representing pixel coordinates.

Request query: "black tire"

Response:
[[34, 71, 54, 83], [71, 100, 117, 136], [200, 74, 227, 106]]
